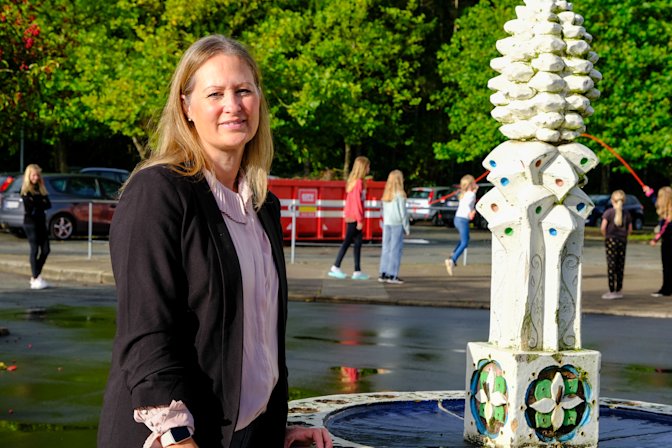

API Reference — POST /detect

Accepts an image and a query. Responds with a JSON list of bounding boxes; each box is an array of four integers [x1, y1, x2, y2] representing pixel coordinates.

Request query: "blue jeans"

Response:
[[379, 224, 404, 277], [451, 217, 470, 264]]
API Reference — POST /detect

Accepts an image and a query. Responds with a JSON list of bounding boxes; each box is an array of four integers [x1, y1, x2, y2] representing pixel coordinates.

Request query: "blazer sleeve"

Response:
[[109, 166, 195, 408]]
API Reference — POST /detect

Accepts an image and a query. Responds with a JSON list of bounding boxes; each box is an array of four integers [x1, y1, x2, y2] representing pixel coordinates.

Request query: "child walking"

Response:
[[650, 186, 672, 297], [445, 174, 478, 276], [600, 190, 632, 299], [378, 170, 410, 284], [21, 164, 51, 289], [329, 156, 371, 280]]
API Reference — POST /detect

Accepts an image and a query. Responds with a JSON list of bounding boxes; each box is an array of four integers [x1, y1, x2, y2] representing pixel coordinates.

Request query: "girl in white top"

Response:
[[445, 174, 478, 276], [378, 170, 410, 284]]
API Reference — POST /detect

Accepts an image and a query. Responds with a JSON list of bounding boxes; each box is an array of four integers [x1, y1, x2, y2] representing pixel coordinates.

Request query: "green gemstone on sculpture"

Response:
[[535, 206, 542, 214], [565, 378, 579, 395], [493, 405, 505, 423], [536, 412, 552, 428], [580, 157, 588, 165], [495, 376, 506, 394], [535, 379, 552, 400], [564, 409, 578, 426], [505, 227, 513, 236]]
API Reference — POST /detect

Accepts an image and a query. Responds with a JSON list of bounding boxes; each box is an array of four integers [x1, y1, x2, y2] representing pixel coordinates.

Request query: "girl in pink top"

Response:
[[329, 156, 370, 280]]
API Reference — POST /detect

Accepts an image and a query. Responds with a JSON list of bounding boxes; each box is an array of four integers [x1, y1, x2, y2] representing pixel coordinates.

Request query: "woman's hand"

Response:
[[356, 221, 363, 231], [284, 426, 333, 448], [650, 239, 658, 247]]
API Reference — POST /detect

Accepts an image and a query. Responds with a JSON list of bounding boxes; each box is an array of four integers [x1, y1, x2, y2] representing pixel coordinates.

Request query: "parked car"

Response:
[[0, 172, 20, 203], [79, 167, 130, 183], [585, 194, 645, 230], [436, 182, 494, 229], [0, 173, 121, 240], [406, 186, 455, 225], [0, 172, 19, 191]]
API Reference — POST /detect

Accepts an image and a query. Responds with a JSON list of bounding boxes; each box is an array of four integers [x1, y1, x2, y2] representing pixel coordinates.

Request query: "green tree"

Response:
[[431, 0, 515, 165], [74, 0, 272, 159], [585, 0, 672, 188], [249, 0, 433, 178], [432, 0, 672, 185]]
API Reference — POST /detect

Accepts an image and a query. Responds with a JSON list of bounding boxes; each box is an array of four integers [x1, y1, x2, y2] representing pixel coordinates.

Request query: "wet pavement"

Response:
[[0, 226, 670, 318]]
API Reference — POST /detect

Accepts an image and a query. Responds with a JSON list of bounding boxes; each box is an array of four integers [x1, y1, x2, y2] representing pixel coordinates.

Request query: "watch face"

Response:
[[170, 426, 192, 442]]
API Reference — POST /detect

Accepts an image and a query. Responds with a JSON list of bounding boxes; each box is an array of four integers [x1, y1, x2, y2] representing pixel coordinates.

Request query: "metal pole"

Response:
[[20, 126, 24, 172], [88, 202, 93, 259], [290, 202, 297, 264]]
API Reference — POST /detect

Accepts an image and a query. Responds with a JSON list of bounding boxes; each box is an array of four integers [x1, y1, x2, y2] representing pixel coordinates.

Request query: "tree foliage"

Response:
[[433, 0, 672, 179], [0, 0, 670, 187], [249, 0, 434, 177]]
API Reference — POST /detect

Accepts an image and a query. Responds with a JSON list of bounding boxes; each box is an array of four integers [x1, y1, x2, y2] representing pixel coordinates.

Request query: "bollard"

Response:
[[88, 202, 93, 260]]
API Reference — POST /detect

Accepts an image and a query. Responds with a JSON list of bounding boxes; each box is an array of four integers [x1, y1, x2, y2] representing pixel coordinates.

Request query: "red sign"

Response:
[[297, 188, 318, 217]]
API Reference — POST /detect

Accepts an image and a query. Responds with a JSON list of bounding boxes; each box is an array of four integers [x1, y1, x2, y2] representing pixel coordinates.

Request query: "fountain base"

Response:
[[288, 391, 672, 447]]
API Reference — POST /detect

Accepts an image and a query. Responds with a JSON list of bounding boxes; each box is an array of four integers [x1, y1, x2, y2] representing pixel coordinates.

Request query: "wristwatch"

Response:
[[160, 426, 192, 447]]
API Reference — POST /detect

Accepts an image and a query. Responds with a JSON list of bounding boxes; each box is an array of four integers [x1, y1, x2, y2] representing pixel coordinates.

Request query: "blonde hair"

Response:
[[382, 170, 406, 202], [458, 174, 475, 200], [655, 186, 672, 221], [134, 35, 273, 209], [610, 190, 625, 227], [20, 164, 47, 196], [346, 156, 370, 193]]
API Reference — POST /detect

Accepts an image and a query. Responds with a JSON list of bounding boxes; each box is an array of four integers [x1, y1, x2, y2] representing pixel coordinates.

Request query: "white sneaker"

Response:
[[328, 266, 347, 279], [444, 259, 454, 276], [601, 291, 617, 300], [351, 271, 369, 280], [31, 276, 49, 290]]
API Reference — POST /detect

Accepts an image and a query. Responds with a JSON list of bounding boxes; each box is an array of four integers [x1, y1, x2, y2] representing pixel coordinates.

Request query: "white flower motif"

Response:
[[475, 369, 507, 424], [530, 372, 584, 431]]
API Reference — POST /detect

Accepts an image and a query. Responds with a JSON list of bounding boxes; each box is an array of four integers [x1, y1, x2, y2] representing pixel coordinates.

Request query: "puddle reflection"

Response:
[[331, 366, 392, 394]]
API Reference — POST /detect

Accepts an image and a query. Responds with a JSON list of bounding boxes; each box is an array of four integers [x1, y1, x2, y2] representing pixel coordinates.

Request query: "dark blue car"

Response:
[[585, 194, 645, 230]]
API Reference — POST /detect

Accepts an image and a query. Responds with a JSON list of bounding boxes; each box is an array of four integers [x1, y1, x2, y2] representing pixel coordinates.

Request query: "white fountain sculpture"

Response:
[[464, 0, 602, 446]]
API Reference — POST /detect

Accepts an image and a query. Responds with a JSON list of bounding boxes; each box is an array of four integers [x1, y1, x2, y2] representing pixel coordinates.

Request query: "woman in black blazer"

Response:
[[21, 163, 51, 289], [98, 35, 331, 448]]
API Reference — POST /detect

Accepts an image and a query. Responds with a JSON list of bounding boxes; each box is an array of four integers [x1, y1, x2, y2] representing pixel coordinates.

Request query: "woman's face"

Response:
[[29, 170, 40, 185], [184, 54, 260, 159]]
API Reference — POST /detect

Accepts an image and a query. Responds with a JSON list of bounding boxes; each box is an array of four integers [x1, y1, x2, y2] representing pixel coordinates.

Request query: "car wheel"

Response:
[[51, 214, 75, 240], [633, 216, 644, 231]]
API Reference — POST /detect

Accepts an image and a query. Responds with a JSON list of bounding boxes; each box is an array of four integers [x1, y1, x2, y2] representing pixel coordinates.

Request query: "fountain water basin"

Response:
[[288, 391, 672, 447]]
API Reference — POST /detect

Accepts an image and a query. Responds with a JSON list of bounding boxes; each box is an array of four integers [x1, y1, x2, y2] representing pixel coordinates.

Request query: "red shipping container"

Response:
[[268, 179, 385, 242]]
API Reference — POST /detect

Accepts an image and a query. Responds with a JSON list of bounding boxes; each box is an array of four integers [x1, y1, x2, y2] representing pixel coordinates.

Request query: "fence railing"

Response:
[[47, 198, 118, 259]]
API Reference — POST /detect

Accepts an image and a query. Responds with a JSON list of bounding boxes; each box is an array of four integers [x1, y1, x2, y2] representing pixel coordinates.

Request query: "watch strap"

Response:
[[160, 426, 192, 447]]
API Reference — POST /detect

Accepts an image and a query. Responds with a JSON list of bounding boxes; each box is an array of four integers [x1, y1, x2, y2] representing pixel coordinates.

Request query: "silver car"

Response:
[[406, 186, 455, 225], [0, 173, 121, 240]]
